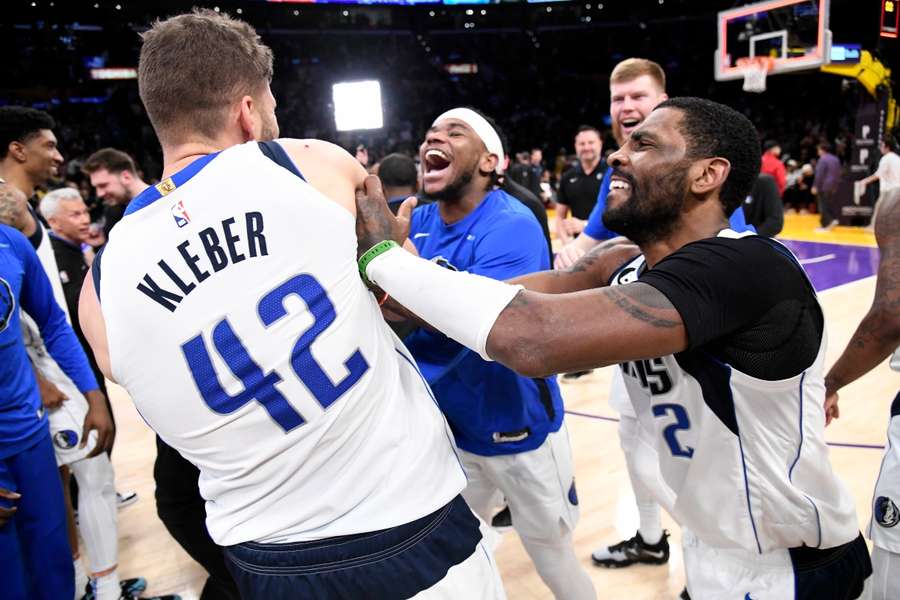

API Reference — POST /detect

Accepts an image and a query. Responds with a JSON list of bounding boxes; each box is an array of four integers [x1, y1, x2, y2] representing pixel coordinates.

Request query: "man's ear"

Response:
[[690, 157, 730, 197], [237, 95, 256, 141], [8, 141, 27, 163], [479, 153, 499, 175]]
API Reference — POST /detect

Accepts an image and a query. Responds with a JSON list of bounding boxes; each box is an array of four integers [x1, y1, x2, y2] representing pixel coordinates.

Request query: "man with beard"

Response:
[[557, 58, 677, 570], [823, 188, 900, 600], [79, 10, 504, 599], [356, 97, 872, 599], [82, 148, 150, 241], [405, 107, 595, 600]]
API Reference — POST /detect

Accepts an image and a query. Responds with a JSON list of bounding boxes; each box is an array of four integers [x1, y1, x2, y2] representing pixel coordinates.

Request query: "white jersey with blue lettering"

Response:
[[96, 140, 466, 546], [610, 231, 858, 553]]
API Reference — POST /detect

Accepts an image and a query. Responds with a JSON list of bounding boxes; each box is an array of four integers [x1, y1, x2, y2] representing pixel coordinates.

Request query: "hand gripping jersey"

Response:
[[95, 141, 465, 545], [610, 230, 858, 553]]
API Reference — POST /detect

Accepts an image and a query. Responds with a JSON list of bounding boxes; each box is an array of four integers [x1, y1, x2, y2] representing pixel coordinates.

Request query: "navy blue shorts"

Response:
[[791, 533, 872, 599], [225, 495, 481, 599]]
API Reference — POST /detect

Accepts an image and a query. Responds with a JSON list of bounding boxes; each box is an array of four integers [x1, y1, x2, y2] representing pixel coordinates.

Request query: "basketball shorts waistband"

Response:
[[224, 494, 482, 599]]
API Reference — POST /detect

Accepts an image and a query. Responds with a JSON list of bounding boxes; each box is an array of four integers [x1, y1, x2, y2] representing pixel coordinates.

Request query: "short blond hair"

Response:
[[610, 58, 666, 92], [138, 9, 274, 144]]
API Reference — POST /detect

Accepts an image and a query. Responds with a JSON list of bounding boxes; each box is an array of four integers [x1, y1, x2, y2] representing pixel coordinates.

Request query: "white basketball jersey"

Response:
[[869, 393, 900, 553], [610, 232, 858, 553], [97, 141, 465, 545]]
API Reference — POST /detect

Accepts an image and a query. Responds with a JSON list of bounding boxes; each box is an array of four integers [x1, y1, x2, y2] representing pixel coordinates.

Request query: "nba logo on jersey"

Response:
[[171, 200, 191, 228]]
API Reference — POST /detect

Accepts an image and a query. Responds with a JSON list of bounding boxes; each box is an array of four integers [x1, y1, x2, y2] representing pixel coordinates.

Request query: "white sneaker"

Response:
[[117, 491, 138, 509]]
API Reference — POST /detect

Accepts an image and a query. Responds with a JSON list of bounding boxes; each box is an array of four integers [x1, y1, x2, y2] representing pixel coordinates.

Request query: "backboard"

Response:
[[715, 0, 832, 81]]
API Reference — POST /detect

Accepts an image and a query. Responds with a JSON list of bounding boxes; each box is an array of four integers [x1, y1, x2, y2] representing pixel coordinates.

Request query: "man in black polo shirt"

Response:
[[555, 125, 604, 245]]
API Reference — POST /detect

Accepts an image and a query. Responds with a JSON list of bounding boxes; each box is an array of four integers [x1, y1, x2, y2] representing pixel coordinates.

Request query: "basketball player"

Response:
[[824, 187, 900, 600], [405, 107, 595, 599], [79, 10, 503, 599], [0, 191, 103, 599], [34, 187, 174, 600], [558, 58, 675, 569], [82, 148, 151, 241], [0, 110, 139, 596], [357, 97, 872, 599]]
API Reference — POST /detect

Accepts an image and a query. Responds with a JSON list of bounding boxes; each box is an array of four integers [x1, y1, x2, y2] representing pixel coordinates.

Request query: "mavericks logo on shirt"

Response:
[[54, 429, 79, 450], [0, 276, 14, 333], [875, 496, 900, 528]]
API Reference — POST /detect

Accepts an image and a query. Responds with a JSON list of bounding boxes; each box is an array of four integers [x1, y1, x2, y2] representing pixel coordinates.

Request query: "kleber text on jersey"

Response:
[[137, 211, 268, 312]]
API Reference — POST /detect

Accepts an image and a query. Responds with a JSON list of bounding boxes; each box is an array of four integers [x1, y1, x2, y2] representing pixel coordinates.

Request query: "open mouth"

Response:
[[620, 118, 641, 130], [424, 148, 451, 171], [609, 172, 634, 195], [423, 148, 452, 184]]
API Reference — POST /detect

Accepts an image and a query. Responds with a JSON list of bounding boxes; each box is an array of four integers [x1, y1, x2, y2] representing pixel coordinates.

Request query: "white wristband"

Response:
[[366, 246, 522, 360]]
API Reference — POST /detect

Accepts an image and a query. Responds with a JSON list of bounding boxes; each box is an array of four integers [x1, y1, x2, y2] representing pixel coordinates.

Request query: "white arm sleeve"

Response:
[[366, 246, 523, 360]]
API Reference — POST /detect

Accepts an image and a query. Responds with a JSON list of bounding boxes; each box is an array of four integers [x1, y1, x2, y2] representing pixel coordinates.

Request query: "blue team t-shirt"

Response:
[[0, 224, 97, 458], [404, 190, 564, 456], [582, 167, 754, 240]]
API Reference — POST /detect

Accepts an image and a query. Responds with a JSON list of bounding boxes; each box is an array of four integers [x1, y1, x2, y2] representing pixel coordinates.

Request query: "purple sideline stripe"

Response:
[[778, 239, 880, 292], [564, 410, 885, 450]]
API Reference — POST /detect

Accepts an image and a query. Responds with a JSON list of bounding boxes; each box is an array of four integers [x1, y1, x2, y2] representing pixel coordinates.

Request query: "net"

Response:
[[738, 56, 776, 93]]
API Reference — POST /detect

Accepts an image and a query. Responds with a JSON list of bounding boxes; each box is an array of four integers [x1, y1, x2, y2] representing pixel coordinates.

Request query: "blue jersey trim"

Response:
[[258, 141, 306, 181], [737, 432, 763, 554], [802, 493, 823, 548], [394, 348, 466, 478], [91, 246, 104, 302], [124, 151, 221, 216], [788, 372, 807, 482]]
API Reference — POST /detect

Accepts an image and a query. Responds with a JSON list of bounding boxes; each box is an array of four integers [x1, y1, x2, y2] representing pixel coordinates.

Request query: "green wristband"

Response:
[[358, 240, 399, 286]]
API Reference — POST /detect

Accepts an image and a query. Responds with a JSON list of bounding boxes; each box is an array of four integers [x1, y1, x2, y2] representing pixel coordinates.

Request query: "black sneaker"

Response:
[[83, 577, 181, 600], [679, 588, 691, 600], [590, 530, 670, 568]]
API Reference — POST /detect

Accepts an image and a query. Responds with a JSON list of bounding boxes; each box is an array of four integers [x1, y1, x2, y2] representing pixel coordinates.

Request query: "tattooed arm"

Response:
[[0, 183, 36, 236], [824, 189, 900, 423], [508, 237, 639, 294], [485, 282, 686, 377]]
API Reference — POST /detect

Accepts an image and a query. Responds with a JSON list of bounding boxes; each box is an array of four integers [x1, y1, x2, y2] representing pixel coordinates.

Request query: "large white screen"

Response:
[[332, 80, 384, 131]]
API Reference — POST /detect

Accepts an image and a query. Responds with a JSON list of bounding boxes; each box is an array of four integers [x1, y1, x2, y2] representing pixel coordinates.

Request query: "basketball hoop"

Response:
[[737, 56, 776, 93]]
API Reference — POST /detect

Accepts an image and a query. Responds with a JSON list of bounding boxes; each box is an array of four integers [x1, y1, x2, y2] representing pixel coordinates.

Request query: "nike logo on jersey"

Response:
[[413, 232, 430, 239], [137, 211, 268, 312]]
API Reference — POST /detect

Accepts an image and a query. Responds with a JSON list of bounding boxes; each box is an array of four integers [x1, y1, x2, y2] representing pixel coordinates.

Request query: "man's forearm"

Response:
[[366, 246, 522, 360], [826, 308, 900, 394]]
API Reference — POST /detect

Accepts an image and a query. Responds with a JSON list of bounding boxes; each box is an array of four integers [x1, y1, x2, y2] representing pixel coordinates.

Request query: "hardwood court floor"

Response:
[[106, 215, 897, 599]]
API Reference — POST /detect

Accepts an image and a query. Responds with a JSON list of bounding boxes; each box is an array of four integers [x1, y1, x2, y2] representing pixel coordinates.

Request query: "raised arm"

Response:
[[824, 189, 900, 421]]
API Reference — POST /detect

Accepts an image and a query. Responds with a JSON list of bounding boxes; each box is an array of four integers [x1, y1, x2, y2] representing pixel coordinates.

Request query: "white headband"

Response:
[[432, 108, 505, 174]]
